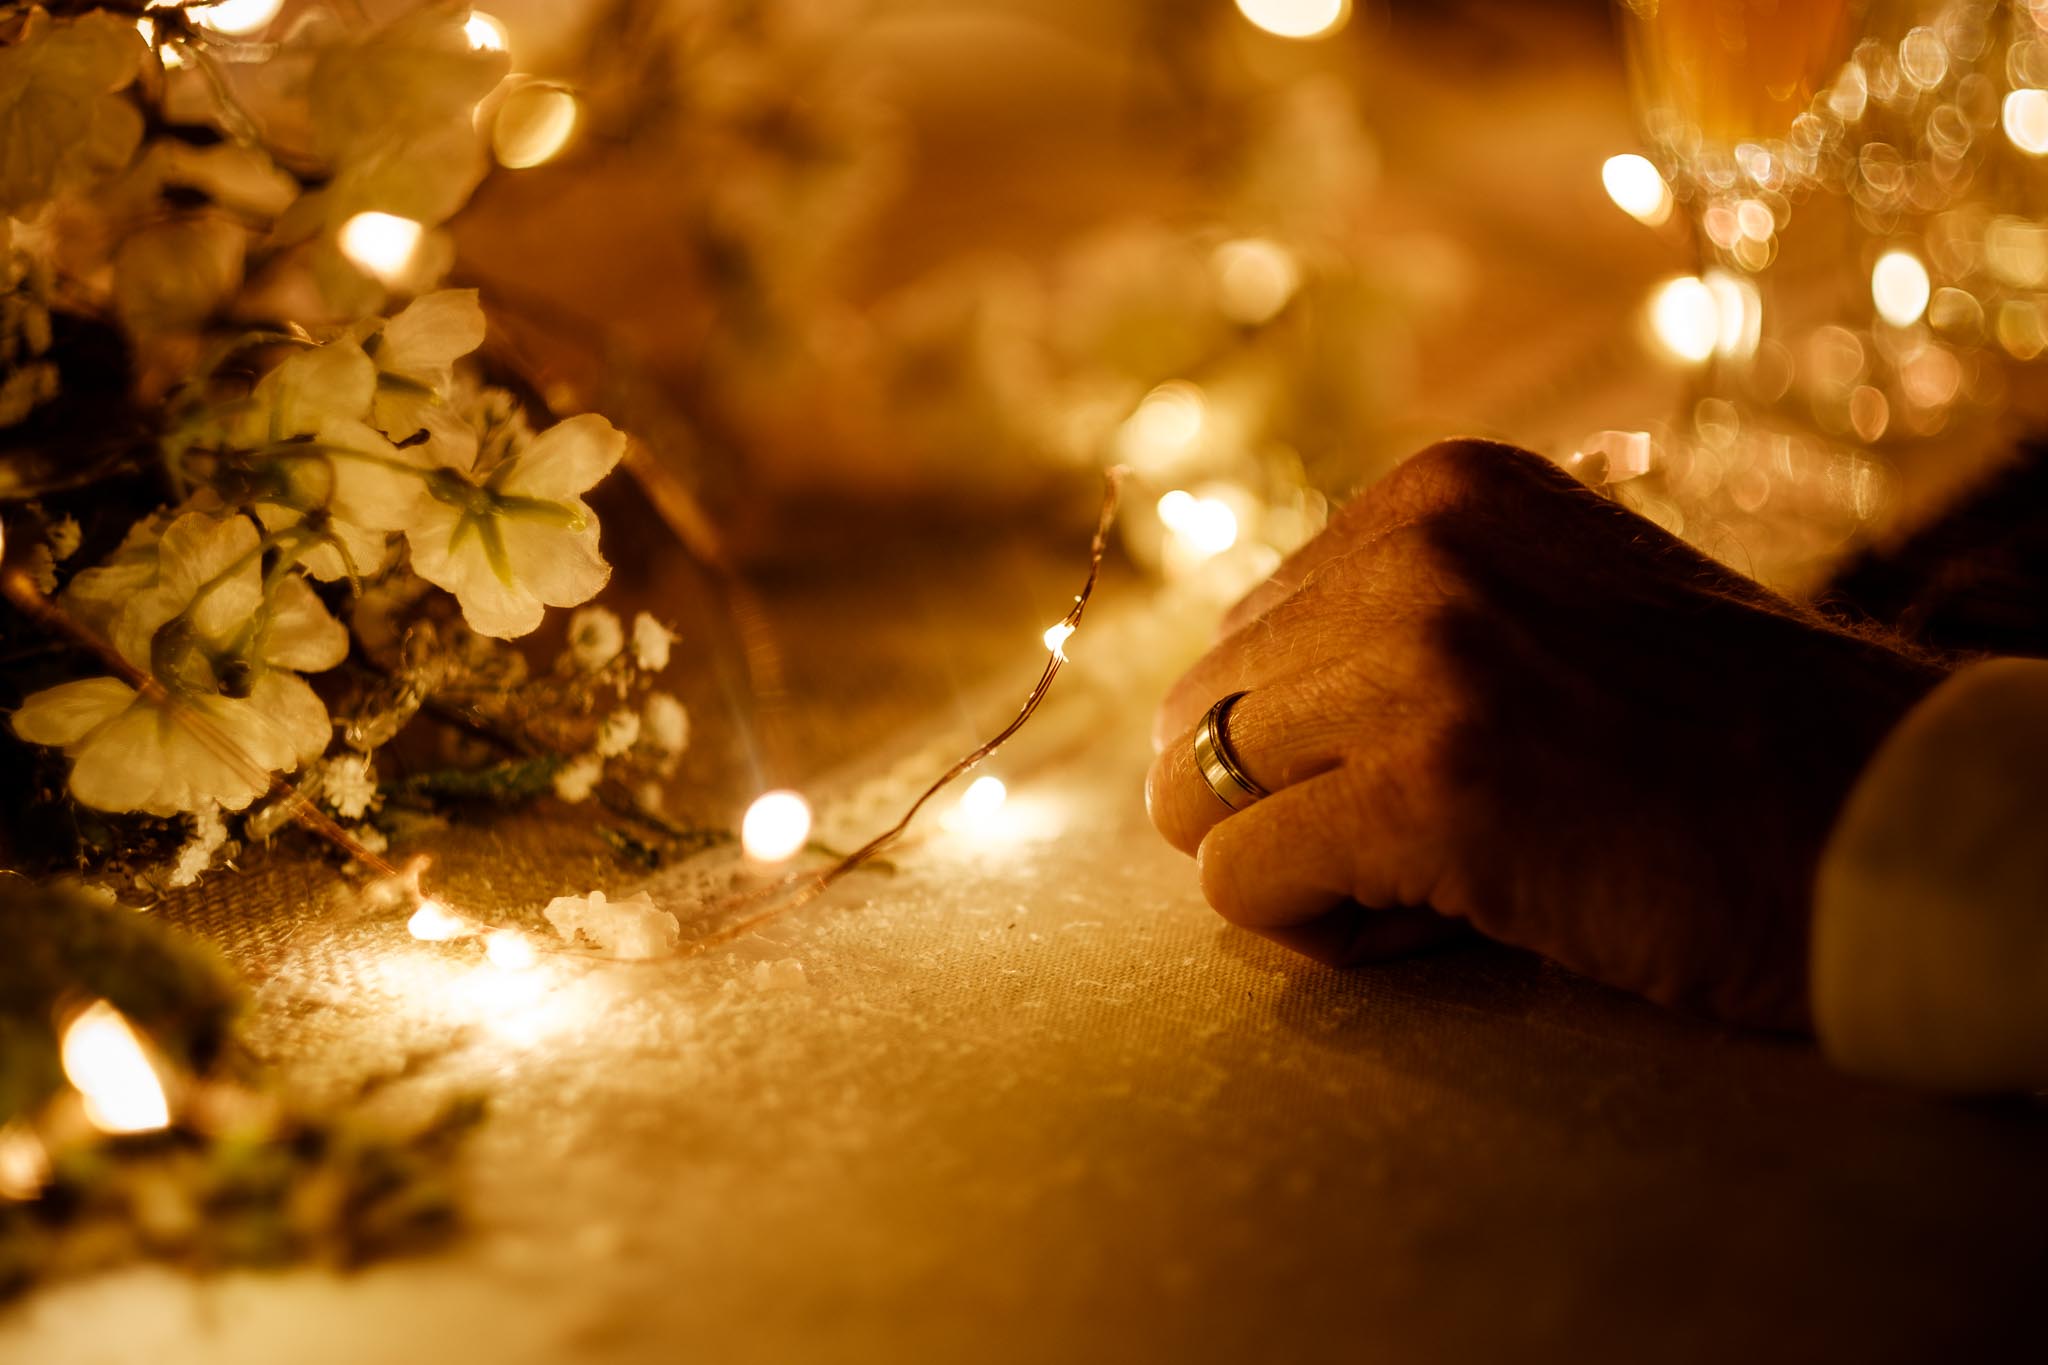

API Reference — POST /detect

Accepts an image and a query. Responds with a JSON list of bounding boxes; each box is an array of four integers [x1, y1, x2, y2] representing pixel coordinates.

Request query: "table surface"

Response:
[[5, 5, 2045, 1362]]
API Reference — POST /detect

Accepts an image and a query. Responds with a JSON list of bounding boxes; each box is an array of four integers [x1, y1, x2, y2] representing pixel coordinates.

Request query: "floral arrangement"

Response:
[[0, 2, 701, 889]]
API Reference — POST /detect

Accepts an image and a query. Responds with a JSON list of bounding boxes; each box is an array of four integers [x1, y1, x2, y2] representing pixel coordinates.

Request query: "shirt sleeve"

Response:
[[1811, 657, 2048, 1091]]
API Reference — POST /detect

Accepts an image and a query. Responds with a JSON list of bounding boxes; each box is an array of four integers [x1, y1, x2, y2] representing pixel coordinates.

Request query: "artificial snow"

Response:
[[542, 888, 679, 960]]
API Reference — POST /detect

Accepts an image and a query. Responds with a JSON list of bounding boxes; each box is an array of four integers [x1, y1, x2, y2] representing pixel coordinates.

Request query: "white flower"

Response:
[[58, 505, 176, 639], [565, 605, 623, 671], [361, 289, 487, 465], [405, 412, 625, 638], [322, 752, 380, 820], [641, 692, 689, 755], [10, 510, 347, 816], [212, 340, 425, 582], [552, 751, 603, 804], [595, 708, 640, 757], [47, 516, 80, 560], [167, 804, 228, 888], [630, 612, 674, 672]]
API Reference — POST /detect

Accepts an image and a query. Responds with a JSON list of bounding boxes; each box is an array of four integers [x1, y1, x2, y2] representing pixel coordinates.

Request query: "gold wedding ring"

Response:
[[1193, 690, 1269, 812]]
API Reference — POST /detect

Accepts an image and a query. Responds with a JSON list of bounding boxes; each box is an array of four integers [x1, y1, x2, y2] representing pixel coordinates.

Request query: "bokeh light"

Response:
[[1600, 154, 1672, 226], [485, 929, 537, 971], [1235, 0, 1350, 41], [187, 0, 283, 37], [339, 211, 424, 287], [742, 791, 813, 863], [493, 82, 581, 169], [1157, 488, 1240, 558], [464, 10, 509, 53], [1648, 276, 1718, 363], [60, 1001, 170, 1135], [1871, 250, 1931, 327], [1117, 381, 1207, 473], [1211, 238, 1301, 325], [408, 899, 469, 941], [2004, 89, 2048, 155]]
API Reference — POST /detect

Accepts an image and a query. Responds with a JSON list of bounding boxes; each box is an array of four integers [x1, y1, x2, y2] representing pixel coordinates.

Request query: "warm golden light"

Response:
[[1212, 238, 1301, 325], [1117, 381, 1206, 473], [1235, 0, 1350, 41], [485, 929, 537, 970], [0, 1123, 50, 1201], [338, 211, 424, 287], [958, 775, 1008, 822], [742, 790, 812, 863], [408, 899, 469, 941], [1648, 276, 1718, 363], [188, 0, 283, 37], [463, 10, 509, 52], [60, 1001, 170, 1136], [1872, 250, 1931, 328], [1704, 269, 1761, 360], [1042, 621, 1076, 661], [1600, 154, 1673, 226], [1157, 489, 1240, 558], [2003, 89, 2048, 155], [493, 83, 580, 170]]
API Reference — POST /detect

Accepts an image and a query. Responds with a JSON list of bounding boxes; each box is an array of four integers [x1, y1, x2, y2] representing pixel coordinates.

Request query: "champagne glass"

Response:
[[1614, 0, 2008, 585]]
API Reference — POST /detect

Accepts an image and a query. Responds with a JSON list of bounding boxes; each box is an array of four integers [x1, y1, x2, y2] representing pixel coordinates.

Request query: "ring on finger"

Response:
[[1193, 690, 1269, 812]]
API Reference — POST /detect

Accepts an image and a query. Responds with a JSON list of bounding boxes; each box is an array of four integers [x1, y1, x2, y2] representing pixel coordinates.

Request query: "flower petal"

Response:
[[261, 577, 349, 671], [10, 676, 135, 747], [156, 696, 276, 813], [158, 509, 262, 633], [496, 413, 624, 500], [499, 512, 610, 609], [405, 506, 544, 638], [246, 671, 334, 766], [378, 288, 484, 380], [67, 698, 170, 813], [266, 341, 377, 437]]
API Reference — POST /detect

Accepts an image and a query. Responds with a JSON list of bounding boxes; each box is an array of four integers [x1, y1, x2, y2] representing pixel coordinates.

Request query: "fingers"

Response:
[[1217, 438, 1571, 642], [1146, 684, 1345, 855], [1195, 761, 1447, 932]]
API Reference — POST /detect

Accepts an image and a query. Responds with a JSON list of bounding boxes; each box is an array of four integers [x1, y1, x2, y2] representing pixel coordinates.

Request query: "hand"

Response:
[[1146, 440, 1948, 1029]]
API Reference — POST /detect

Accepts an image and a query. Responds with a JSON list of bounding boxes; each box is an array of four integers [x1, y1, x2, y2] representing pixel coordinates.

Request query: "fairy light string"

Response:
[[675, 465, 1127, 958], [1, 465, 1123, 962]]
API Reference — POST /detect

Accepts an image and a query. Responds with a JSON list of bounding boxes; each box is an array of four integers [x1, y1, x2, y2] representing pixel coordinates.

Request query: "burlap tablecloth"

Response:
[[3, 528, 2043, 1365]]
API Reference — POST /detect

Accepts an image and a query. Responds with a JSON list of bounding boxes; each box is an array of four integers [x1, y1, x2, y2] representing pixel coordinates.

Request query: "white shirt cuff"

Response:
[[1812, 657, 2048, 1090]]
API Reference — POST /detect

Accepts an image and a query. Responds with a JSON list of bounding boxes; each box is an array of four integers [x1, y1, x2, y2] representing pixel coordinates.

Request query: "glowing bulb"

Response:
[[1704, 269, 1762, 360], [60, 1001, 170, 1135], [1157, 489, 1239, 559], [1117, 381, 1207, 473], [1601, 154, 1673, 226], [1648, 276, 1719, 364], [464, 10, 508, 52], [408, 899, 469, 941], [1042, 621, 1075, 661], [0, 1123, 51, 1201], [338, 211, 423, 287], [958, 775, 1008, 822], [188, 0, 283, 37], [1212, 238, 1300, 325], [485, 929, 537, 971], [2004, 89, 2048, 155], [493, 83, 580, 169], [742, 790, 812, 863], [1235, 0, 1350, 40], [1872, 250, 1931, 327]]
